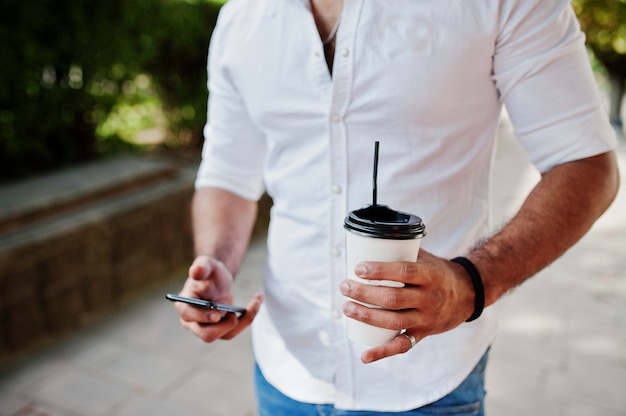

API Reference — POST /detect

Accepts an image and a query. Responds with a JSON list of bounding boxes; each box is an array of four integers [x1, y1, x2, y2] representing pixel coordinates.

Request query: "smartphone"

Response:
[[165, 293, 246, 317]]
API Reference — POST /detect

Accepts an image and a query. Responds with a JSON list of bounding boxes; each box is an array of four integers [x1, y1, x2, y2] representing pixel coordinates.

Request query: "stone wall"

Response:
[[0, 157, 197, 361]]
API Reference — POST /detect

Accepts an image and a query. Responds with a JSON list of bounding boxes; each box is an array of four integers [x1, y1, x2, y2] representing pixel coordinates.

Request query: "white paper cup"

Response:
[[344, 204, 426, 347]]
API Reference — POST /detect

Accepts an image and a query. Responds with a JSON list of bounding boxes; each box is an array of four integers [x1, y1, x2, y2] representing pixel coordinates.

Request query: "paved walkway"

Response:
[[0, 117, 625, 416]]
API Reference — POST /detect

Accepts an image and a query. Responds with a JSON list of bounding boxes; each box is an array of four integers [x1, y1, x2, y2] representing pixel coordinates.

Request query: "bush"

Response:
[[572, 0, 626, 131], [0, 0, 223, 182]]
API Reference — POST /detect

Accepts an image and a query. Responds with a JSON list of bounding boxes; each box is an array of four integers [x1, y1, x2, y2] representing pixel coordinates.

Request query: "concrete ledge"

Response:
[[0, 157, 179, 234], [0, 156, 197, 361]]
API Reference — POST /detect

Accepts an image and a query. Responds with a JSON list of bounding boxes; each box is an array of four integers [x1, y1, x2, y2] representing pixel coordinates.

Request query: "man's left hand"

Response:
[[339, 249, 475, 363]]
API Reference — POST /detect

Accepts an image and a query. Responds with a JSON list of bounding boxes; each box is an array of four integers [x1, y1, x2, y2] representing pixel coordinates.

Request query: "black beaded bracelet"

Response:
[[450, 256, 485, 322]]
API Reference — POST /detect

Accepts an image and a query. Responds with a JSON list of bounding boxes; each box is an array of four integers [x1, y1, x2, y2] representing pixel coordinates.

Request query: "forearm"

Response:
[[192, 187, 258, 276], [468, 151, 620, 307]]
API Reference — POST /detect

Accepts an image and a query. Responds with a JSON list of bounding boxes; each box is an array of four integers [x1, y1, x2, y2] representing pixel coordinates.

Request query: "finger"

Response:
[[180, 293, 264, 342], [340, 279, 427, 310], [354, 248, 442, 285], [177, 302, 224, 325], [184, 257, 234, 305], [354, 260, 428, 286], [182, 313, 239, 343], [342, 300, 419, 330], [189, 255, 216, 281], [221, 293, 264, 340], [361, 331, 423, 364]]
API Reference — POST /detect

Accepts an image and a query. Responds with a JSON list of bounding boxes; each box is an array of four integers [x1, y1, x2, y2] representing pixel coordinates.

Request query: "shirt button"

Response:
[[331, 113, 341, 122], [341, 48, 349, 57], [331, 247, 341, 257], [332, 310, 342, 320], [332, 184, 342, 194], [314, 51, 321, 59]]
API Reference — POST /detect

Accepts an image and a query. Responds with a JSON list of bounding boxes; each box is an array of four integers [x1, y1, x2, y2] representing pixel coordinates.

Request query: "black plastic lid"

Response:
[[343, 205, 426, 240]]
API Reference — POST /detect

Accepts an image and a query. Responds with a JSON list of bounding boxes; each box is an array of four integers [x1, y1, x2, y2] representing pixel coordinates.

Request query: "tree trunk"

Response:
[[607, 68, 625, 135]]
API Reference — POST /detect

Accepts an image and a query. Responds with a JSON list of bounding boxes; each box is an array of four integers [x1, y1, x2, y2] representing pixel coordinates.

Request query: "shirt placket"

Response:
[[326, 0, 363, 408]]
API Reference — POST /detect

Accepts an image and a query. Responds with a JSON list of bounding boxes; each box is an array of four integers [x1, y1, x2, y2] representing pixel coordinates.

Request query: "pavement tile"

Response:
[[29, 368, 131, 416], [0, 357, 64, 398], [564, 401, 626, 416], [4, 402, 83, 416], [58, 339, 129, 374], [0, 396, 29, 415], [486, 353, 548, 401], [485, 396, 561, 416], [545, 368, 626, 414], [566, 331, 626, 370], [166, 339, 256, 416], [106, 302, 208, 360], [112, 396, 208, 416], [96, 349, 191, 395]]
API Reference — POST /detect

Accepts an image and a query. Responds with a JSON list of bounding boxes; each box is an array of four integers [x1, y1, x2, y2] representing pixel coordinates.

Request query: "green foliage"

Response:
[[572, 0, 626, 68], [0, 0, 224, 181], [573, 0, 626, 130]]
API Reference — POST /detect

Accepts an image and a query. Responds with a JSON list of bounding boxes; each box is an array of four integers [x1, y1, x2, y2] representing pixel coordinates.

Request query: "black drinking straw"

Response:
[[372, 141, 380, 206]]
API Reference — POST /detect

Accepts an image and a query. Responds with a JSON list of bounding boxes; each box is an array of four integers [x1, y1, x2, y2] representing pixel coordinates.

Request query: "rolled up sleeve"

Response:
[[493, 0, 617, 173], [195, 9, 266, 201]]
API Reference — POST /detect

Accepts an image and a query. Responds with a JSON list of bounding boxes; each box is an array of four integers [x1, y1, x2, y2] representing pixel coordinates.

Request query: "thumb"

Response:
[[189, 255, 215, 281]]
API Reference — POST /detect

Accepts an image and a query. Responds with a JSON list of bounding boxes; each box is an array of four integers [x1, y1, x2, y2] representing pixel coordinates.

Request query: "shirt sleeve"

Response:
[[493, 0, 617, 173], [194, 5, 267, 201]]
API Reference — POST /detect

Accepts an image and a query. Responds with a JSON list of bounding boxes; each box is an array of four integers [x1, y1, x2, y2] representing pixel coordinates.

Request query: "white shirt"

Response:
[[195, 0, 617, 411]]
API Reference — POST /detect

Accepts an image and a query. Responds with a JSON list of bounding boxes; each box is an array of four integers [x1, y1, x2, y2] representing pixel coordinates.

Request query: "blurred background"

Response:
[[0, 0, 231, 364], [0, 0, 624, 184], [0, 1, 624, 415], [0, 0, 226, 183]]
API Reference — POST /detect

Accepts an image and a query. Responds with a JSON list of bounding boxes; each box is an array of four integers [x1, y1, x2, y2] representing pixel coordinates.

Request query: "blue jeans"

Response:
[[255, 350, 489, 416]]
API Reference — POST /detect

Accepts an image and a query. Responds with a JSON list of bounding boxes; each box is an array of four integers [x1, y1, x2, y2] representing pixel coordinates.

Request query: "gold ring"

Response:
[[402, 332, 417, 349]]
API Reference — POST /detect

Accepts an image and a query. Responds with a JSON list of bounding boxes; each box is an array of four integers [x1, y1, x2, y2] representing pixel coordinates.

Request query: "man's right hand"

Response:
[[175, 255, 263, 342]]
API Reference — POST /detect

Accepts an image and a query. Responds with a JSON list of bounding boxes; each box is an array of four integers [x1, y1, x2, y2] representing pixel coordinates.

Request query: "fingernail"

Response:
[[361, 353, 373, 364], [209, 312, 221, 323], [339, 280, 350, 294], [355, 264, 367, 277], [342, 302, 356, 315]]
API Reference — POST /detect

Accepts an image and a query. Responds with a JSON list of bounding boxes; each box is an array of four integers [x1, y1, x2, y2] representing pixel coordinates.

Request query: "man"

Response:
[[173, 0, 619, 414]]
